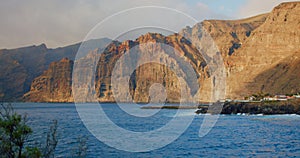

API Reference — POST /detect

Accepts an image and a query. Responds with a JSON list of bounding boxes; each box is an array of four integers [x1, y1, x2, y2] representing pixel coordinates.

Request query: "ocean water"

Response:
[[10, 103, 300, 157]]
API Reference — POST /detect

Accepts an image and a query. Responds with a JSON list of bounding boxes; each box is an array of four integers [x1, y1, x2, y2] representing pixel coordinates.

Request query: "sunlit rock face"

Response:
[[226, 2, 300, 98], [93, 33, 208, 103], [182, 2, 300, 99], [25, 33, 209, 103], [23, 58, 74, 102]]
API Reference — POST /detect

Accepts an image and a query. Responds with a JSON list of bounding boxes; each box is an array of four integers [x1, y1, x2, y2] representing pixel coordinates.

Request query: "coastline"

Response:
[[142, 100, 300, 115], [4, 99, 300, 115], [197, 100, 300, 115]]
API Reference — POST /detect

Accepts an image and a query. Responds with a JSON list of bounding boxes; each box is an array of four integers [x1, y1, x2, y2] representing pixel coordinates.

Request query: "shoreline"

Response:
[[196, 100, 300, 115], [141, 100, 300, 115], [3, 100, 300, 115]]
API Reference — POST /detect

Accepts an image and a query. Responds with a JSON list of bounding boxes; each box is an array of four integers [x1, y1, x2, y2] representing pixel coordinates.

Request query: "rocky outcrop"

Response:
[[195, 99, 300, 115], [23, 58, 74, 102], [222, 100, 300, 115]]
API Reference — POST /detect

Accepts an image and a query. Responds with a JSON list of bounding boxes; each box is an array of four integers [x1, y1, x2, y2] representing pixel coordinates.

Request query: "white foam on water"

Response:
[[163, 110, 196, 118]]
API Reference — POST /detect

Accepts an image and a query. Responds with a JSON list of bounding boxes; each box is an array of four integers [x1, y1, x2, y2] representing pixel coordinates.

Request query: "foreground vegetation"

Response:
[[0, 103, 87, 158]]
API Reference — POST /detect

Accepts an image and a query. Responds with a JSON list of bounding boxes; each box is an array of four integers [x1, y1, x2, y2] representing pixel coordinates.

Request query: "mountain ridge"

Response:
[[1, 2, 299, 102]]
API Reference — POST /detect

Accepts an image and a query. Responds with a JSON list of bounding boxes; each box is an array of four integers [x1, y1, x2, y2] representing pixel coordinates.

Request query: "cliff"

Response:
[[71, 33, 208, 103], [2, 2, 300, 102], [26, 33, 208, 103], [0, 38, 111, 101], [181, 2, 300, 99], [23, 58, 74, 102], [226, 2, 300, 98]]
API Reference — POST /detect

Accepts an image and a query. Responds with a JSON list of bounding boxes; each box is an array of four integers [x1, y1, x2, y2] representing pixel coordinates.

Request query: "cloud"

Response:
[[0, 0, 229, 49], [237, 0, 296, 18], [1, 0, 295, 49]]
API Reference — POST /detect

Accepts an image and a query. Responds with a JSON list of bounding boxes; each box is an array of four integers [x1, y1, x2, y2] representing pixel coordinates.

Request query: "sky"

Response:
[[0, 0, 295, 49]]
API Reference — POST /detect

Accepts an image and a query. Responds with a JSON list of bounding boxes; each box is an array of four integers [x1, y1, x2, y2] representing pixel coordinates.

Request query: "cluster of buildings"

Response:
[[220, 94, 300, 103], [262, 95, 300, 101]]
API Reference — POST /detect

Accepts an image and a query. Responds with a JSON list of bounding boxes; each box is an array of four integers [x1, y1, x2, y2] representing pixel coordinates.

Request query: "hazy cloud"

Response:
[[237, 0, 295, 18], [0, 0, 291, 49], [0, 0, 227, 49]]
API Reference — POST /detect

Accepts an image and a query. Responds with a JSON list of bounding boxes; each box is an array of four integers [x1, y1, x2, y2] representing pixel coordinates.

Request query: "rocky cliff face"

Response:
[[23, 58, 74, 102], [4, 2, 300, 102], [73, 33, 208, 103], [179, 12, 270, 100], [0, 38, 110, 101], [181, 2, 300, 99], [226, 2, 300, 98], [29, 33, 208, 103], [180, 13, 268, 57]]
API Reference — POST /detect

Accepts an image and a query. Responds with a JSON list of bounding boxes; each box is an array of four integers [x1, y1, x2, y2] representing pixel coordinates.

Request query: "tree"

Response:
[[1, 103, 87, 157], [0, 103, 32, 158], [0, 103, 58, 158]]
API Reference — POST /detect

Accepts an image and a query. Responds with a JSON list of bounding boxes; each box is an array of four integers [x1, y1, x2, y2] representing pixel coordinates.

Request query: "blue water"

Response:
[[11, 103, 300, 157]]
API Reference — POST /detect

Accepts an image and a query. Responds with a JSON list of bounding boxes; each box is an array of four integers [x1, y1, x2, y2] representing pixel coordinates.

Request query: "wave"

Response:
[[163, 110, 196, 117]]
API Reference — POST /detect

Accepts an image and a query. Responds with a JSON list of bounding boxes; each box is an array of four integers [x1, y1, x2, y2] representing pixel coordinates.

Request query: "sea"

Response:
[[9, 103, 300, 157]]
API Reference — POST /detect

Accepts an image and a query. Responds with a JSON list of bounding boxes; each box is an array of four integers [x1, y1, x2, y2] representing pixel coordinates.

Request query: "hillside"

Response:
[[248, 52, 300, 95]]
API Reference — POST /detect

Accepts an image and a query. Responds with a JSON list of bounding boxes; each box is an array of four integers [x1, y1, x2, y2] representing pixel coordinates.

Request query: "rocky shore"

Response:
[[195, 99, 300, 115], [141, 99, 300, 115]]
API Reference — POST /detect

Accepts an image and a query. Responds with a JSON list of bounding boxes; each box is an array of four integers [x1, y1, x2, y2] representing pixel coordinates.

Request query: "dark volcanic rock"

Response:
[[195, 100, 300, 115], [221, 100, 300, 115]]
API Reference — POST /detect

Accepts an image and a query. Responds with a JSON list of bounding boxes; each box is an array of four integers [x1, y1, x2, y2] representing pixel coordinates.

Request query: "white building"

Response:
[[275, 95, 288, 101], [263, 96, 277, 101]]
